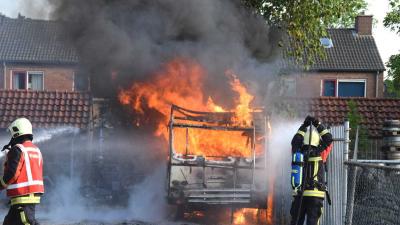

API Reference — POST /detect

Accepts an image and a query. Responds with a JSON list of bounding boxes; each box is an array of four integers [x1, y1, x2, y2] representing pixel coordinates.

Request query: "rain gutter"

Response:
[[3, 61, 6, 89]]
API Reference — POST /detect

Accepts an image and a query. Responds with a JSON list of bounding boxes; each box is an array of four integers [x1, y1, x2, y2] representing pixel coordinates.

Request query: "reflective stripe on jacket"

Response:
[[5, 141, 44, 199], [293, 156, 325, 199], [303, 156, 325, 198]]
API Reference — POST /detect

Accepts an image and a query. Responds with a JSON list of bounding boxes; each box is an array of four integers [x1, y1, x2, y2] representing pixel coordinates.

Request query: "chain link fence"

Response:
[[353, 139, 384, 160], [345, 161, 400, 225]]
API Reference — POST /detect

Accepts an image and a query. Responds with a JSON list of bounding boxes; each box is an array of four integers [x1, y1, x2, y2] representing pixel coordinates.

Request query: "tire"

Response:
[[174, 204, 185, 221]]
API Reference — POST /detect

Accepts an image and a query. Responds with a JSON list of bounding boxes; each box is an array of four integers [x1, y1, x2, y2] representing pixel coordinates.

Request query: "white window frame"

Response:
[[337, 79, 366, 97], [27, 71, 45, 91], [10, 71, 44, 91]]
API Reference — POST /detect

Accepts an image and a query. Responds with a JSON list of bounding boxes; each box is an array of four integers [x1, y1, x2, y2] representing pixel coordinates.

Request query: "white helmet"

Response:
[[8, 118, 33, 138], [303, 126, 320, 147]]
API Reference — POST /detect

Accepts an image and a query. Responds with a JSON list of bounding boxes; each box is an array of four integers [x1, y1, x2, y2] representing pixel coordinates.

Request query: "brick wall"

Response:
[[295, 71, 384, 98], [355, 15, 373, 35], [3, 65, 75, 91]]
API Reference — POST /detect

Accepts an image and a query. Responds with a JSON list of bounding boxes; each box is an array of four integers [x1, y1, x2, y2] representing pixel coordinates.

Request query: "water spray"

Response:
[[0, 127, 79, 160]]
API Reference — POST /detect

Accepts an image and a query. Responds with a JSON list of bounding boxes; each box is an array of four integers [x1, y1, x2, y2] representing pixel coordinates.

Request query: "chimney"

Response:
[[355, 14, 373, 35]]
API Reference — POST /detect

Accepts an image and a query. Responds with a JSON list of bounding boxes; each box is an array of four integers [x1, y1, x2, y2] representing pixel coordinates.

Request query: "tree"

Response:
[[385, 54, 400, 97], [242, 0, 367, 67], [384, 0, 400, 98], [347, 100, 369, 158], [384, 0, 400, 34]]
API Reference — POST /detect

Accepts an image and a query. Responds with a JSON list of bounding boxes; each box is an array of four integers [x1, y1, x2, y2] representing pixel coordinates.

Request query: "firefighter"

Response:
[[0, 118, 44, 225], [290, 115, 333, 225]]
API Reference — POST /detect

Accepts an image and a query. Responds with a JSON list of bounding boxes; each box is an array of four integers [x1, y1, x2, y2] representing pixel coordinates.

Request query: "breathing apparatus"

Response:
[[291, 126, 317, 191], [291, 151, 304, 189], [293, 124, 314, 225]]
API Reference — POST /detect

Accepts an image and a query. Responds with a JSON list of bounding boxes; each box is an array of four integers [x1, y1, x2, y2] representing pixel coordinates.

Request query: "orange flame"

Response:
[[118, 58, 258, 157], [266, 120, 274, 225], [266, 188, 274, 224], [233, 209, 257, 225], [233, 208, 266, 225], [226, 70, 254, 126]]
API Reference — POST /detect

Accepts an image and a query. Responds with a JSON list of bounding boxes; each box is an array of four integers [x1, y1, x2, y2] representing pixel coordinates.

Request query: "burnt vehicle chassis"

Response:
[[166, 105, 269, 219]]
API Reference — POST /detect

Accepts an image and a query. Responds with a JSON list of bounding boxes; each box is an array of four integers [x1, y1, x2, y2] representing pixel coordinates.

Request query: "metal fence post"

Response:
[[343, 120, 350, 224], [345, 126, 359, 225]]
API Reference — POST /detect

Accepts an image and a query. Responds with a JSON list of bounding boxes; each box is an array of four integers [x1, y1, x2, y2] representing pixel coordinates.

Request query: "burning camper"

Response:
[[166, 104, 269, 219], [118, 58, 272, 223]]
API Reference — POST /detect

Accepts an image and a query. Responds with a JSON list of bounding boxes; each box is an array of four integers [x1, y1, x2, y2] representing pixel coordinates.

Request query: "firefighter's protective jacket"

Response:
[[0, 141, 44, 205], [291, 123, 333, 198]]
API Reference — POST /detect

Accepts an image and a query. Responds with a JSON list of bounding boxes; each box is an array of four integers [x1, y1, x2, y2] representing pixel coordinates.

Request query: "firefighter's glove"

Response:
[[303, 115, 314, 127], [1, 144, 10, 152], [2, 138, 14, 151], [312, 118, 321, 127]]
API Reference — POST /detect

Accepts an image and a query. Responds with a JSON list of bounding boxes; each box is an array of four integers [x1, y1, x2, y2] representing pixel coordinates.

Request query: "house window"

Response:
[[12, 71, 44, 90], [323, 80, 336, 96], [322, 79, 366, 97], [28, 72, 44, 90], [282, 78, 296, 96], [13, 72, 26, 89], [338, 80, 366, 97]]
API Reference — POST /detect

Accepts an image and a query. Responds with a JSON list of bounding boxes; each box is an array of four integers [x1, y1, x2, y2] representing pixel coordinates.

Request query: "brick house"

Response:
[[0, 15, 93, 130], [0, 15, 79, 91], [283, 15, 386, 98], [0, 15, 95, 189]]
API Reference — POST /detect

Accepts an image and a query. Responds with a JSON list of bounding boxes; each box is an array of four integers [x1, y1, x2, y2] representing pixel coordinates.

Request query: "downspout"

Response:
[[72, 70, 75, 91], [375, 71, 379, 98], [343, 120, 350, 224], [3, 61, 6, 89]]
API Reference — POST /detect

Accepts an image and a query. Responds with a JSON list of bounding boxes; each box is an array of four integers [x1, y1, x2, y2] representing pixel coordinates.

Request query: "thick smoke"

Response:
[[46, 0, 282, 100], [14, 0, 50, 19], [8, 1, 293, 224], [29, 128, 169, 224], [38, 168, 168, 223]]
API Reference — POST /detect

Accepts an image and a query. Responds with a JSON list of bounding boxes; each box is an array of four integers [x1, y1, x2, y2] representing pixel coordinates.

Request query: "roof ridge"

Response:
[[327, 28, 355, 31], [2, 15, 57, 23], [0, 89, 90, 94]]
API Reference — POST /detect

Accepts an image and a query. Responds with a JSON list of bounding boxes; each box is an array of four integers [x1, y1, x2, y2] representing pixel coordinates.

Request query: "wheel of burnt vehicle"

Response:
[[174, 204, 186, 221]]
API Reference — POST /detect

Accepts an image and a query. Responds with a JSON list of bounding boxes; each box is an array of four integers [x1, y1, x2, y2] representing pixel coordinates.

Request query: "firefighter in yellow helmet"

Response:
[[1, 118, 44, 225], [290, 115, 333, 225]]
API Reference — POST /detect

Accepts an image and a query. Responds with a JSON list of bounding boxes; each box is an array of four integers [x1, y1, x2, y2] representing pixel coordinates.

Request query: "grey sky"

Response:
[[0, 0, 399, 68]]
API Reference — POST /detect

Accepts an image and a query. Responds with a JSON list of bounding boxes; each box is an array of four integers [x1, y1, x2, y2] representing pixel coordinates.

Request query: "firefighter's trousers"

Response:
[[290, 196, 324, 225], [3, 204, 39, 225]]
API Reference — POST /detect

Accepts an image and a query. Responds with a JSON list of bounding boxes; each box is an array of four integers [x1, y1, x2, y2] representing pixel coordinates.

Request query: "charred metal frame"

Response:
[[166, 104, 268, 209]]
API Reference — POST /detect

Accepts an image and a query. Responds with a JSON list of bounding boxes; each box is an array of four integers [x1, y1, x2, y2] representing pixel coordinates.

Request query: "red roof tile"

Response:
[[281, 97, 400, 138], [0, 90, 91, 129]]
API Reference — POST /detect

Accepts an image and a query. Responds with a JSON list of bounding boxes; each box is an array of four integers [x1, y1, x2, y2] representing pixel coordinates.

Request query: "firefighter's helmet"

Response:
[[303, 127, 320, 147], [8, 118, 33, 138]]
